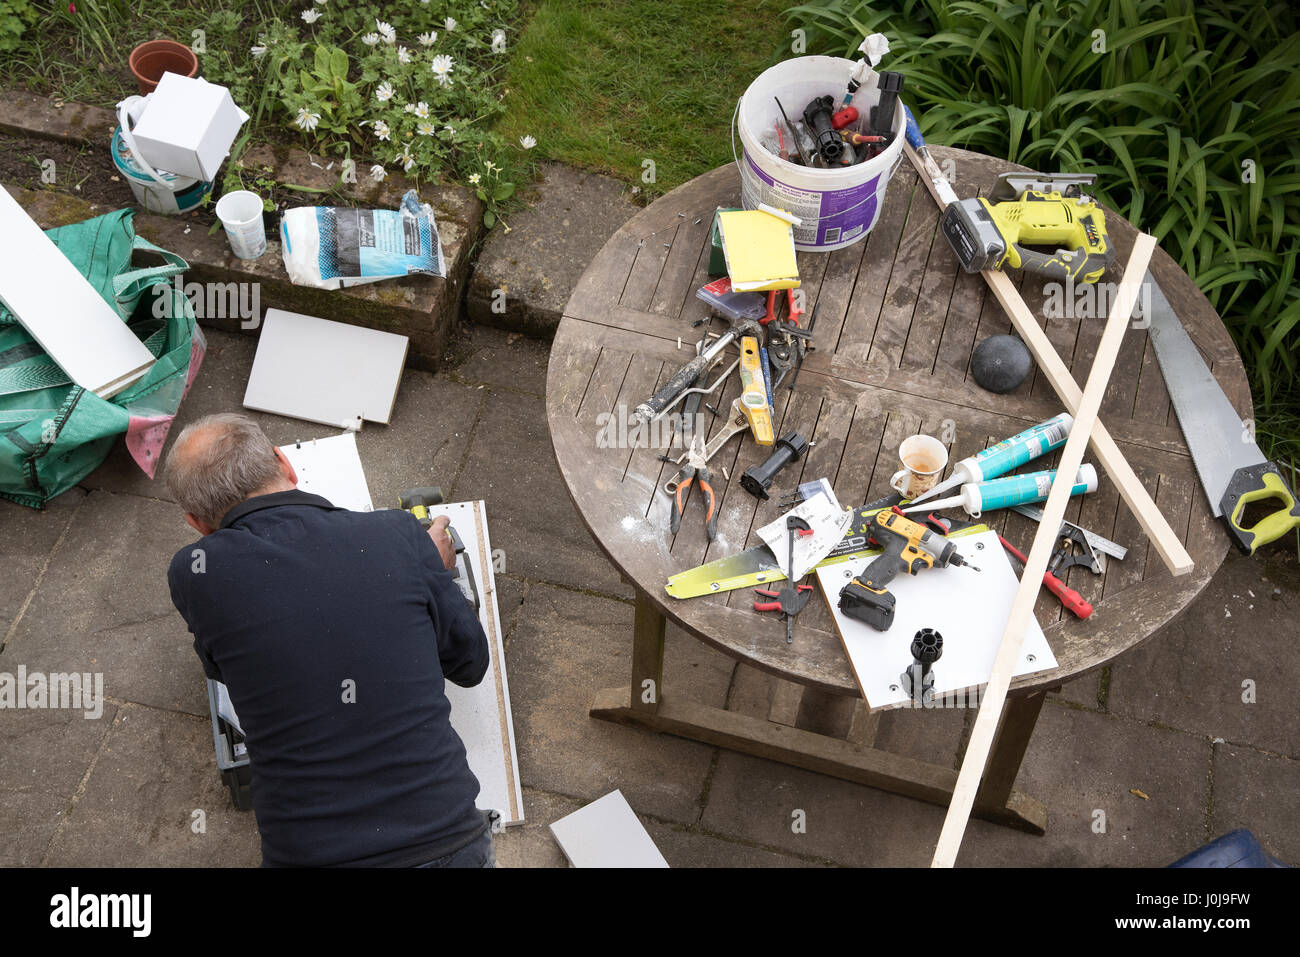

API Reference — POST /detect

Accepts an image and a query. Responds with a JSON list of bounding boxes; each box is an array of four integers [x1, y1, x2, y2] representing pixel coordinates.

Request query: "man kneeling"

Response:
[[164, 412, 494, 867]]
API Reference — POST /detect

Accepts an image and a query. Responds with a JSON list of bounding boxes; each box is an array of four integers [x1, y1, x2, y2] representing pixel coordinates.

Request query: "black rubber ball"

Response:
[[971, 334, 1032, 394]]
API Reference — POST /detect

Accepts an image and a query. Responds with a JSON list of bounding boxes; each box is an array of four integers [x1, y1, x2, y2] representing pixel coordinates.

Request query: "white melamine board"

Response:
[[243, 308, 409, 429], [816, 529, 1058, 710], [549, 790, 669, 868], [279, 433, 374, 513], [0, 186, 155, 398], [423, 499, 524, 826]]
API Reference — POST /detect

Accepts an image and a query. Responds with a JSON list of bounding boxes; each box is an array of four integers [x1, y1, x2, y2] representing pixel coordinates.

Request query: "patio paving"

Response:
[[1, 322, 1296, 868]]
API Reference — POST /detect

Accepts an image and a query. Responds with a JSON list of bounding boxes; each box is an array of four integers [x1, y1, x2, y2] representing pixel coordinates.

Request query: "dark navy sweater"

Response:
[[168, 490, 489, 867]]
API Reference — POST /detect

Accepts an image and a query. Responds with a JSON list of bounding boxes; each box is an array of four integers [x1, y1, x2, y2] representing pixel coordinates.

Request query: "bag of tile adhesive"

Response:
[[280, 188, 447, 290], [0, 209, 205, 508]]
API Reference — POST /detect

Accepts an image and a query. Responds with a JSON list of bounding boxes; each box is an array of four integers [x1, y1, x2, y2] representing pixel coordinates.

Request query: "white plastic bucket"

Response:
[[111, 125, 211, 214], [215, 190, 267, 260], [734, 55, 906, 252], [112, 99, 210, 215]]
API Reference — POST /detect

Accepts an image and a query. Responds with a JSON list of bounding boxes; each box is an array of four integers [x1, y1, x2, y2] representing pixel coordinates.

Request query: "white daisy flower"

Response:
[[362, 32, 380, 46], [414, 101, 431, 119], [301, 8, 322, 24], [251, 44, 268, 59], [468, 173, 481, 185], [403, 102, 416, 113], [417, 121, 436, 137], [295, 108, 320, 132], [376, 19, 396, 43], [395, 148, 415, 173], [370, 164, 387, 183], [375, 81, 394, 103], [443, 124, 455, 135], [397, 46, 411, 64], [519, 134, 537, 149], [418, 31, 437, 47], [373, 120, 391, 141], [445, 17, 457, 30], [430, 54, 454, 87]]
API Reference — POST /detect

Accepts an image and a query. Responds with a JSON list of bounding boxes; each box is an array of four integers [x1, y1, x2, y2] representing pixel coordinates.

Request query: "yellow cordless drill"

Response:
[[941, 172, 1113, 284], [838, 508, 980, 632]]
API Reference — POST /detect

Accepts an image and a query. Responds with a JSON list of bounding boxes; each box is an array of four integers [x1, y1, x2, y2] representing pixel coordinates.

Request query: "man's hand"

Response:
[[427, 515, 456, 570]]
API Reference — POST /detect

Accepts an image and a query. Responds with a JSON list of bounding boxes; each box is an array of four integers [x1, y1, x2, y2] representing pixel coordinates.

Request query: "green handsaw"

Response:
[[665, 503, 987, 598], [1143, 278, 1300, 554]]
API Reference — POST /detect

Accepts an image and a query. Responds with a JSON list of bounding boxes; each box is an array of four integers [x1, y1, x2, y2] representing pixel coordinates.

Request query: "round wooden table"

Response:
[[545, 147, 1248, 833]]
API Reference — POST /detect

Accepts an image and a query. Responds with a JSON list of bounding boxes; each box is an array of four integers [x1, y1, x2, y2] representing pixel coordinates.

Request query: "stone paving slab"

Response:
[[1209, 742, 1300, 864], [450, 388, 633, 598], [5, 491, 203, 713], [42, 703, 261, 867], [505, 583, 734, 825], [958, 704, 1212, 867], [698, 699, 1214, 867], [1107, 550, 1300, 758], [1, 489, 85, 639], [466, 163, 640, 337]]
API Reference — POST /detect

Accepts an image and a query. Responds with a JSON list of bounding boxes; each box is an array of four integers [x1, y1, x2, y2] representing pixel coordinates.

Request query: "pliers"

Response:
[[669, 434, 718, 540]]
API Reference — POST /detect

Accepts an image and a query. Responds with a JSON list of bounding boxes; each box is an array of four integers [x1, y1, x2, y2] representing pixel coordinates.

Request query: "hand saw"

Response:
[[1143, 278, 1300, 555]]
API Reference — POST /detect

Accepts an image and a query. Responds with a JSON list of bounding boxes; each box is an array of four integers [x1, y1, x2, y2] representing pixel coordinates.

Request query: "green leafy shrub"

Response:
[[0, 0, 40, 54], [203, 1, 529, 228], [783, 0, 1300, 468]]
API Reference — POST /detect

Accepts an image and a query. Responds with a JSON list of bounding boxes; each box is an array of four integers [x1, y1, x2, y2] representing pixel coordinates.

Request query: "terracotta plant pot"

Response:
[[128, 39, 198, 95]]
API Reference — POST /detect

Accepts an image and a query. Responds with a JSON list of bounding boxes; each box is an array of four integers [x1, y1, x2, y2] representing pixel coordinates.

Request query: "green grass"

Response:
[[495, 0, 790, 197], [783, 0, 1300, 472], [0, 0, 273, 106]]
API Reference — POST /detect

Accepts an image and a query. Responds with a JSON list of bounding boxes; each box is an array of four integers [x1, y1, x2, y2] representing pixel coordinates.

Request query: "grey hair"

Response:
[[164, 413, 284, 527]]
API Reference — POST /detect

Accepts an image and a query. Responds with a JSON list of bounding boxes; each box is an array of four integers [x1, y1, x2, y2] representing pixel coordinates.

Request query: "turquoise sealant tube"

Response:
[[904, 464, 1098, 517], [909, 412, 1074, 504]]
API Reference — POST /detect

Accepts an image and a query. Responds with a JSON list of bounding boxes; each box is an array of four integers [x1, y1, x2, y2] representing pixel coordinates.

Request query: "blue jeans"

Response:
[[416, 812, 497, 868]]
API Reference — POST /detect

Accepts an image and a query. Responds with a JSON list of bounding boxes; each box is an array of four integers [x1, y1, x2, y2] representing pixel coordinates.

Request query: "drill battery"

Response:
[[840, 577, 895, 631]]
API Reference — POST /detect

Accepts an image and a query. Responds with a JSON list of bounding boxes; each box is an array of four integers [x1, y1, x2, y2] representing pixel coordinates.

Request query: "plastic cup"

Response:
[[215, 190, 267, 260]]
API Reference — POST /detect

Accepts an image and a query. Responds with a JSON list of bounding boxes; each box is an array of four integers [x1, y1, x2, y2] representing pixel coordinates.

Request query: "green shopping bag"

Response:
[[0, 207, 202, 508]]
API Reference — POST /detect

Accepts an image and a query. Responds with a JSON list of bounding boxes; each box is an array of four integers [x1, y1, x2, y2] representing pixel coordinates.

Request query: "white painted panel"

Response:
[[549, 790, 669, 868], [816, 529, 1058, 710], [279, 434, 374, 512], [422, 500, 524, 827], [0, 186, 155, 397], [243, 308, 408, 429]]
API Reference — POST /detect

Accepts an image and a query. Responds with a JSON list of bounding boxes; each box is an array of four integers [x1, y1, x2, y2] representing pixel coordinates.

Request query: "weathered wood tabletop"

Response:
[[546, 147, 1247, 700]]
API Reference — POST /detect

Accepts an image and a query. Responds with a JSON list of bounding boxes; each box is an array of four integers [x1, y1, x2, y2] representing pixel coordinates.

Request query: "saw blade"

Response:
[[1144, 278, 1266, 517]]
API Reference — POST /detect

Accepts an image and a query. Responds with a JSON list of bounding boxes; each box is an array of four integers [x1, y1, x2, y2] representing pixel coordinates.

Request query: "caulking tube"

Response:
[[909, 413, 1074, 504], [902, 464, 1098, 518]]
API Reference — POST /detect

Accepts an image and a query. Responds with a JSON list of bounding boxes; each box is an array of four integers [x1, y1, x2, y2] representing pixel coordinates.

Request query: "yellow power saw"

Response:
[[941, 172, 1113, 284]]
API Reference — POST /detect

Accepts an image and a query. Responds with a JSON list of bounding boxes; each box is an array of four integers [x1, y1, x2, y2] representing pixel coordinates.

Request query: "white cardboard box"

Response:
[[129, 73, 248, 181]]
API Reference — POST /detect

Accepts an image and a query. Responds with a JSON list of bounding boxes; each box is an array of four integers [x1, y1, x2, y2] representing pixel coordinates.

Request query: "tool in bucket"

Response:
[[732, 55, 908, 252]]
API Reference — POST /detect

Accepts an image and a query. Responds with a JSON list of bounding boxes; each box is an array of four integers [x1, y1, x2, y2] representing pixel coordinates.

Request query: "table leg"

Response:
[[974, 689, 1048, 828], [630, 590, 665, 715]]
